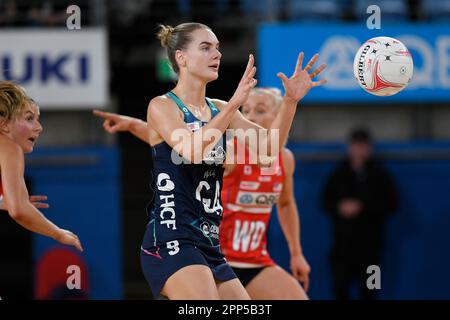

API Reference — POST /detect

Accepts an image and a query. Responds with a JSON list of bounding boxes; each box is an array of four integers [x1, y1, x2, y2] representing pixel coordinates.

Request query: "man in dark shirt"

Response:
[[322, 128, 398, 300]]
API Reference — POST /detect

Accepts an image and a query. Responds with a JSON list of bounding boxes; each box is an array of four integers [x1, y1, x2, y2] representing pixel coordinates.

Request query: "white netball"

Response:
[[353, 36, 414, 96]]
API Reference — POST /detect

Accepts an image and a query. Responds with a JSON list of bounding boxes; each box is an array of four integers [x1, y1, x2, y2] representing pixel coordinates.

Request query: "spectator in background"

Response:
[[322, 128, 398, 300]]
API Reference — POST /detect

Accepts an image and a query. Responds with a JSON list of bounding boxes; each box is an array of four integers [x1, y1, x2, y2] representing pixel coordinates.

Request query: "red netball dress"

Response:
[[220, 142, 285, 267]]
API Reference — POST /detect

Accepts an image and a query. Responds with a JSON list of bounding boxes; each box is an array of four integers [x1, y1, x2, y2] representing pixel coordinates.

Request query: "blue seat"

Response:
[[286, 0, 344, 21], [354, 0, 409, 21], [422, 0, 450, 21]]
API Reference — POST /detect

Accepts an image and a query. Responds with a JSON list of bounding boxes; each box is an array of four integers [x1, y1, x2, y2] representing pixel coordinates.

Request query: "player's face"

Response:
[[8, 102, 43, 153], [241, 93, 277, 129], [348, 141, 372, 166], [183, 28, 221, 82]]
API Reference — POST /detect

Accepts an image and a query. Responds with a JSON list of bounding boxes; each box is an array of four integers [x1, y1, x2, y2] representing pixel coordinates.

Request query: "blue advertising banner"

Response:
[[268, 142, 450, 299], [258, 23, 450, 102], [29, 147, 122, 299]]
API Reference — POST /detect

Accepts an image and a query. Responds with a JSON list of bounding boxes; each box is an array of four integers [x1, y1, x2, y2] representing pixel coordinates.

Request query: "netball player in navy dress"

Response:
[[96, 22, 326, 299]]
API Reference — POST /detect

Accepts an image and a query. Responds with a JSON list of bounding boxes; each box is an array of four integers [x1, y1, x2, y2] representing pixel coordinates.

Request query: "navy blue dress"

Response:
[[140, 92, 236, 298]]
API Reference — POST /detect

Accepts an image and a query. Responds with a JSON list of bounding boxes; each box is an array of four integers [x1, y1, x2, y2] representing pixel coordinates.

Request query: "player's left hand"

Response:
[[290, 252, 311, 292], [277, 52, 327, 103]]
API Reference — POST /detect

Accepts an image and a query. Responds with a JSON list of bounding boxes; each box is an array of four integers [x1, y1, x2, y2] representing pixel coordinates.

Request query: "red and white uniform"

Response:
[[220, 143, 285, 268]]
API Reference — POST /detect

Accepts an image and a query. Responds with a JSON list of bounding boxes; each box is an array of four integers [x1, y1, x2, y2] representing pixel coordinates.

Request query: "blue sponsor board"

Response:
[[258, 23, 450, 102], [29, 147, 122, 299], [268, 142, 450, 299]]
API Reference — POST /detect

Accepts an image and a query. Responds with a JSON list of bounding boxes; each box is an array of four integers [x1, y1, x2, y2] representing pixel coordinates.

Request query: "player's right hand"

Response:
[[93, 110, 133, 133], [276, 52, 327, 104], [229, 54, 257, 109], [55, 229, 83, 252]]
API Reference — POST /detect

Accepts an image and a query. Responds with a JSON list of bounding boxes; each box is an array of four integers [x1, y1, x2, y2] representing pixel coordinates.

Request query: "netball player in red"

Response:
[[220, 87, 312, 299], [0, 81, 82, 251]]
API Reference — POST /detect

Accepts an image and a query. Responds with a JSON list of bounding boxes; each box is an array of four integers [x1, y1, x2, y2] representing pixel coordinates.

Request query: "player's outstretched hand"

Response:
[[229, 54, 258, 109], [277, 52, 327, 103], [93, 110, 134, 134]]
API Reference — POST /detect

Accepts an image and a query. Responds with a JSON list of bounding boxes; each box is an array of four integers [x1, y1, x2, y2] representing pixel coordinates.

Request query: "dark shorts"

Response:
[[231, 266, 268, 287], [140, 243, 237, 299]]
